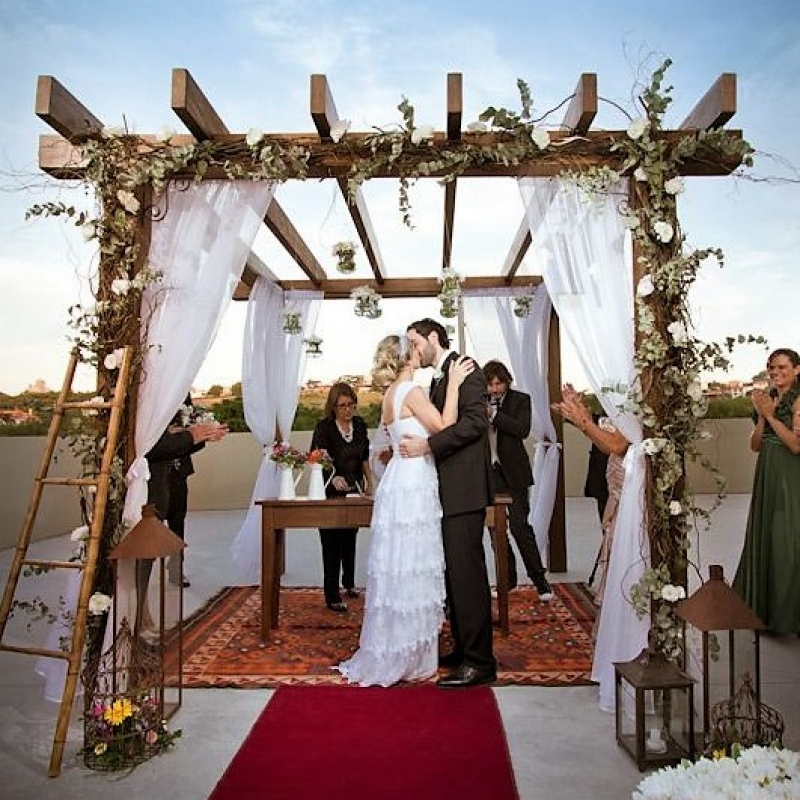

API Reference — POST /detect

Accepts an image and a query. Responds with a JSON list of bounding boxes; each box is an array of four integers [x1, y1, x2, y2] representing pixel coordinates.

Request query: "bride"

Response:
[[337, 334, 473, 686]]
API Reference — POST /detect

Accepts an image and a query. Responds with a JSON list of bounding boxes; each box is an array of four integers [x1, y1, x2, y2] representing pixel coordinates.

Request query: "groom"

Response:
[[400, 318, 496, 687]]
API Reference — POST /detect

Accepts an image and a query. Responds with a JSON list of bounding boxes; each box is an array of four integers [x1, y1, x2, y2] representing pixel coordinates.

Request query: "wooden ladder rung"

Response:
[[22, 559, 84, 571], [0, 642, 72, 660], [58, 400, 117, 410], [39, 477, 100, 487]]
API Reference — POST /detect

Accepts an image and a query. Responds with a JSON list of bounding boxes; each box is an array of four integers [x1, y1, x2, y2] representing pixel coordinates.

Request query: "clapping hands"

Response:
[[550, 383, 592, 429]]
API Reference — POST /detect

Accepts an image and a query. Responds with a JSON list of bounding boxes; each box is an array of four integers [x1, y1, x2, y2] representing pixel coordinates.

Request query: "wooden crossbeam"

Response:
[[310, 74, 385, 284], [35, 76, 103, 140], [171, 68, 326, 286], [503, 73, 597, 280], [442, 73, 462, 272], [680, 74, 736, 130], [562, 73, 597, 134], [276, 274, 541, 300]]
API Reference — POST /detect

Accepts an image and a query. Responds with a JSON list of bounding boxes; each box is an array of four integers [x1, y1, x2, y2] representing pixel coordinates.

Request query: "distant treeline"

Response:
[[0, 390, 754, 436]]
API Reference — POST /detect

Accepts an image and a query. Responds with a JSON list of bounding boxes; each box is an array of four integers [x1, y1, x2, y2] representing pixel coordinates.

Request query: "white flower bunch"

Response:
[[660, 583, 686, 602], [88, 592, 112, 616], [633, 745, 799, 799]]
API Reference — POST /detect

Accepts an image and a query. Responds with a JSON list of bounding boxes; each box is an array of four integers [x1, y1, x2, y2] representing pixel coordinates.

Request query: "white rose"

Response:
[[111, 278, 130, 296], [103, 353, 118, 370], [88, 592, 112, 616], [664, 176, 685, 195], [636, 275, 655, 297], [633, 166, 647, 182], [116, 190, 140, 215], [622, 213, 640, 230], [466, 121, 487, 133], [660, 584, 686, 602], [329, 119, 350, 143], [155, 126, 176, 142], [669, 501, 682, 516], [531, 128, 550, 149], [627, 118, 648, 140], [245, 127, 264, 147], [81, 222, 97, 242], [642, 437, 666, 455], [653, 220, 674, 243], [667, 320, 689, 345], [687, 383, 704, 401], [70, 525, 90, 541], [410, 124, 435, 145]]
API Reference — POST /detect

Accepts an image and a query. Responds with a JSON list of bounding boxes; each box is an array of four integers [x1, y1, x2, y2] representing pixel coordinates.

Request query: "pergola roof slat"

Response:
[[310, 74, 386, 283], [680, 73, 736, 130], [442, 73, 462, 273], [35, 76, 103, 141]]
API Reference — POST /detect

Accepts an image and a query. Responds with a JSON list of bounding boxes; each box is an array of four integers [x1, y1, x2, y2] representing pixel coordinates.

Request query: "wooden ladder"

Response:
[[0, 346, 132, 777]]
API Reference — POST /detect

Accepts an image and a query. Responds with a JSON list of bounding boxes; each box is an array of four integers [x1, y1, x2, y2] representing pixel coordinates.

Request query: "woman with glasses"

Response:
[[311, 382, 372, 612]]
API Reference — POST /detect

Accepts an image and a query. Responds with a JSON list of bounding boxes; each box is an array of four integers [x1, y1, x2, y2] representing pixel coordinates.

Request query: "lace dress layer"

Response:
[[337, 381, 445, 686], [733, 386, 800, 634]]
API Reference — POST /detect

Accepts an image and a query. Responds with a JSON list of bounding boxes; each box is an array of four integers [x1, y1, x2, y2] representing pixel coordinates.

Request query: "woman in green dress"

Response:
[[733, 347, 800, 634]]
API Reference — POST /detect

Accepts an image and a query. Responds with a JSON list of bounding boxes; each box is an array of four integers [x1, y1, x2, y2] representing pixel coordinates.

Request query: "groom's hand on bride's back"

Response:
[[398, 434, 430, 458]]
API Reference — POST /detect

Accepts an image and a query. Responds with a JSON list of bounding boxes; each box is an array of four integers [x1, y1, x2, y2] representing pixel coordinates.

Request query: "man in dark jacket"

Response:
[[483, 360, 552, 601]]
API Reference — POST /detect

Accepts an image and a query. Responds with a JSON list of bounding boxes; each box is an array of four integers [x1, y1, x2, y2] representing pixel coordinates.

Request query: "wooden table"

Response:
[[257, 495, 512, 641]]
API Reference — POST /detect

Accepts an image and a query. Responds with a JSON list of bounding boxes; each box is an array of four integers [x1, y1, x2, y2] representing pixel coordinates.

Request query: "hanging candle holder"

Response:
[[350, 285, 383, 319], [304, 334, 323, 357], [282, 307, 303, 335], [332, 240, 357, 273]]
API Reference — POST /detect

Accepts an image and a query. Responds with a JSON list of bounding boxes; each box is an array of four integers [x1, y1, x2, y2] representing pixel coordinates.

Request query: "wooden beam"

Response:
[[271, 274, 542, 300], [310, 74, 386, 283], [35, 76, 103, 141], [562, 73, 597, 134], [265, 201, 327, 283], [442, 73, 462, 272], [171, 68, 228, 138], [39, 128, 747, 180], [502, 218, 532, 280], [680, 74, 736, 130], [233, 263, 261, 300], [171, 69, 326, 283]]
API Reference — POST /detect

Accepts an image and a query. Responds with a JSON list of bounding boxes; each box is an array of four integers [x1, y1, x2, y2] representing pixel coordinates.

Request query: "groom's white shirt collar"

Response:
[[435, 350, 454, 372]]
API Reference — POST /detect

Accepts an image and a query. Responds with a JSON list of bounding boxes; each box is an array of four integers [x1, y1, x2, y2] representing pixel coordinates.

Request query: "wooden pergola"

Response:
[[34, 68, 741, 572]]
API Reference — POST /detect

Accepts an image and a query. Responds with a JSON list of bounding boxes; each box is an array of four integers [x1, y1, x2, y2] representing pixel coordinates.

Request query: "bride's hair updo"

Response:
[[371, 335, 409, 389]]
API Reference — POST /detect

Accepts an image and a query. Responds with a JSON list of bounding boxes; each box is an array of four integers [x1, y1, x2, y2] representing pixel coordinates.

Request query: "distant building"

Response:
[[26, 379, 50, 394], [0, 408, 40, 425]]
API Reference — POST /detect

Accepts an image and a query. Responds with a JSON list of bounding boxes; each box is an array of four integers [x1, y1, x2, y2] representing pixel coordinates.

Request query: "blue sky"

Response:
[[1, 0, 798, 394]]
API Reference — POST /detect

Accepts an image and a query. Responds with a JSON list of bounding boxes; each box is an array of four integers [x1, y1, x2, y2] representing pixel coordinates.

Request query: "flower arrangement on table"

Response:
[[632, 744, 799, 799], [305, 448, 334, 471], [81, 693, 182, 771], [332, 240, 357, 273], [437, 268, 463, 318], [269, 441, 307, 469], [350, 284, 383, 318]]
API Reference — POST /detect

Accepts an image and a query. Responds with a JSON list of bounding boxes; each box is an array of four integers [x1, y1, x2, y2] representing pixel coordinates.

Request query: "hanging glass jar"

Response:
[[350, 285, 383, 319], [437, 268, 462, 318], [513, 293, 534, 318], [304, 335, 323, 357], [282, 307, 303, 334], [332, 240, 357, 273]]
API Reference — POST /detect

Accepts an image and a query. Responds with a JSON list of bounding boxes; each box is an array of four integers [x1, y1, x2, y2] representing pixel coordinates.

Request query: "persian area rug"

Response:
[[208, 684, 520, 800], [165, 584, 597, 689]]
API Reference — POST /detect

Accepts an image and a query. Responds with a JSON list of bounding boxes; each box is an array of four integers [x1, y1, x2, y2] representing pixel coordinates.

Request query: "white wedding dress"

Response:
[[337, 381, 445, 686]]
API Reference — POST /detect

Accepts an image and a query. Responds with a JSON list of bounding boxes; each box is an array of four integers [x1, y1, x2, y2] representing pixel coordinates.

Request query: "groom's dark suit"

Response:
[[428, 353, 495, 672]]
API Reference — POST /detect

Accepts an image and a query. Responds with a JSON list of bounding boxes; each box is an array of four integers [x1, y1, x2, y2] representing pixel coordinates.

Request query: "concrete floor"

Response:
[[1, 494, 797, 799]]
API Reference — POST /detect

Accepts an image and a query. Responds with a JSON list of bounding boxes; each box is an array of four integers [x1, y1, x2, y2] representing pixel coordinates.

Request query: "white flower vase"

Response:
[[307, 464, 327, 500], [277, 466, 299, 500]]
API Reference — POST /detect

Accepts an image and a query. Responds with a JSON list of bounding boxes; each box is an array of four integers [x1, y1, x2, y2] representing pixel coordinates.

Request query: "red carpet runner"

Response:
[[208, 684, 520, 800], [166, 584, 596, 688]]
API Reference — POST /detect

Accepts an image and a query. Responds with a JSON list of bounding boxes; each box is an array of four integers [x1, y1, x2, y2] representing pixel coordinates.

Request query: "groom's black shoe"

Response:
[[438, 650, 463, 669], [436, 664, 497, 689]]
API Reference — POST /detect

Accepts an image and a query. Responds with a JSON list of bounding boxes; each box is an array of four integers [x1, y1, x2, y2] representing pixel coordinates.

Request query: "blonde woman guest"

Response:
[[337, 335, 473, 686], [733, 347, 800, 635]]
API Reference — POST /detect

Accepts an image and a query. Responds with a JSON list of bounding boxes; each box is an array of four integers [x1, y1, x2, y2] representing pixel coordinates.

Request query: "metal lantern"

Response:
[[614, 648, 695, 771], [109, 503, 185, 719], [675, 564, 765, 749]]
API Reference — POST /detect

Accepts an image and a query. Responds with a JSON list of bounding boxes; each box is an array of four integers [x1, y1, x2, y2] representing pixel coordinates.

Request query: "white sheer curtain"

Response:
[[37, 179, 275, 700], [462, 286, 559, 561], [521, 176, 649, 712], [230, 284, 322, 585]]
